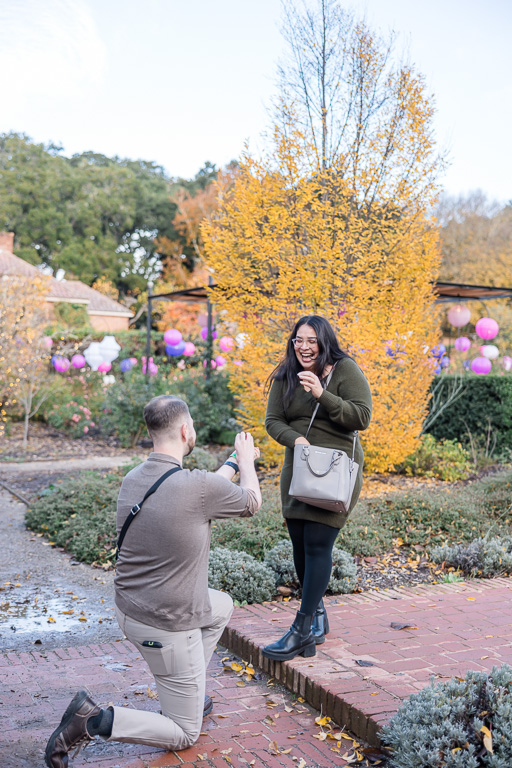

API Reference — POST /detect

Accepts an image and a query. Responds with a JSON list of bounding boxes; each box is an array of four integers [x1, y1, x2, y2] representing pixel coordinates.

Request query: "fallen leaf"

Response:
[[315, 715, 331, 726], [481, 656, 489, 660], [298, 760, 306, 768], [47, 617, 55, 623], [221, 748, 233, 755], [78, 617, 87, 622], [146, 687, 158, 699], [313, 732, 327, 741], [390, 622, 418, 630], [217, 715, 229, 719], [236, 682, 246, 688], [268, 740, 280, 755], [197, 753, 207, 760], [481, 725, 493, 754], [297, 696, 305, 702], [264, 715, 275, 726]]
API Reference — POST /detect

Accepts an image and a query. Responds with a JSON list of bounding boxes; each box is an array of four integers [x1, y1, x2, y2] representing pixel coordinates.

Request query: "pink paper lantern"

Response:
[[129, 357, 138, 365], [203, 359, 217, 369], [148, 362, 158, 376], [454, 337, 471, 352], [200, 326, 218, 341], [503, 356, 512, 372], [215, 355, 226, 368], [183, 342, 196, 356], [164, 328, 182, 346], [447, 304, 471, 328], [219, 336, 235, 353], [71, 354, 86, 369], [475, 317, 499, 340], [233, 360, 243, 366], [198, 313, 208, 327], [470, 356, 492, 375], [98, 361, 112, 373]]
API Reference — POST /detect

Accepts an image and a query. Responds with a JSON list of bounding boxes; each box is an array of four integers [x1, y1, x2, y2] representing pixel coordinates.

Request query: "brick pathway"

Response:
[[224, 577, 512, 746], [0, 641, 378, 768]]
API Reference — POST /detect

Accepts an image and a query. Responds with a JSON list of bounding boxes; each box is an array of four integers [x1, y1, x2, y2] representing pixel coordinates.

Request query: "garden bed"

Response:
[[17, 455, 512, 598]]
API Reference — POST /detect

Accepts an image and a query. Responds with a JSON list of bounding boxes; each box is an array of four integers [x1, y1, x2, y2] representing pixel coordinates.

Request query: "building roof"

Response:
[[0, 247, 133, 317]]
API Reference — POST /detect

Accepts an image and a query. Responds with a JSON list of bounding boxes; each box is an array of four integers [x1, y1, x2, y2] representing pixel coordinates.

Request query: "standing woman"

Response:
[[263, 316, 372, 661]]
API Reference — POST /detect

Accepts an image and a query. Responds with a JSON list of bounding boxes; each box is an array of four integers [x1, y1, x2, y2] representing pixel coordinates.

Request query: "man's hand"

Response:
[[234, 431, 257, 466]]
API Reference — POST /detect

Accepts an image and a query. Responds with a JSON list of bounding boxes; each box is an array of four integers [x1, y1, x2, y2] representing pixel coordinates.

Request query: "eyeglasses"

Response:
[[292, 337, 318, 348]]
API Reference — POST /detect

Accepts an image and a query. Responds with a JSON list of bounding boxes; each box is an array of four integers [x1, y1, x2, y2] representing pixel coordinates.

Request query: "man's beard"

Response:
[[185, 435, 196, 456]]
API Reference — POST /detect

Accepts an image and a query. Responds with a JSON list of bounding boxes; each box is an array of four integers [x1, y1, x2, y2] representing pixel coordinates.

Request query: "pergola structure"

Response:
[[144, 279, 512, 377]]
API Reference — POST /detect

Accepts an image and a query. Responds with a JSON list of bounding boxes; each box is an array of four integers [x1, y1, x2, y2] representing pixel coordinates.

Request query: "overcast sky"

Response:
[[0, 0, 510, 202]]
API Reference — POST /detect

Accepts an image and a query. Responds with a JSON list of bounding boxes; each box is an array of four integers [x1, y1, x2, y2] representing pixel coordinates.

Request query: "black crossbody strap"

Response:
[[116, 466, 182, 560]]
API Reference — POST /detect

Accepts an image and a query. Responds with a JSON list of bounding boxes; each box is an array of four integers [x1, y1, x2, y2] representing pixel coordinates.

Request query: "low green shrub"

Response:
[[25, 470, 122, 564], [168, 369, 237, 444], [382, 665, 512, 767], [183, 447, 219, 471], [397, 434, 472, 481], [208, 547, 276, 604], [211, 482, 287, 560], [101, 371, 169, 447], [430, 535, 512, 577], [427, 374, 512, 456], [337, 470, 512, 557]]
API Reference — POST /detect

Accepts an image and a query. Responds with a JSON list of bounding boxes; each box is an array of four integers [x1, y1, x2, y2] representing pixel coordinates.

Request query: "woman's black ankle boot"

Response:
[[262, 611, 316, 661], [311, 599, 330, 644]]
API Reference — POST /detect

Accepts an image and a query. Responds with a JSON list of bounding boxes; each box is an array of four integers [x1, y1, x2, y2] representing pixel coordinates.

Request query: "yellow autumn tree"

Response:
[[0, 275, 53, 446], [203, 4, 444, 472]]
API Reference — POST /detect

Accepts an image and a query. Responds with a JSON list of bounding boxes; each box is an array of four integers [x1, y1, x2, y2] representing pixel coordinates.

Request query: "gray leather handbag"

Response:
[[289, 366, 359, 514]]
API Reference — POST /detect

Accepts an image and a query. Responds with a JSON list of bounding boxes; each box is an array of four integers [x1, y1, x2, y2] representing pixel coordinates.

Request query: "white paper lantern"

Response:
[[480, 344, 499, 360], [99, 335, 121, 364], [83, 342, 104, 371]]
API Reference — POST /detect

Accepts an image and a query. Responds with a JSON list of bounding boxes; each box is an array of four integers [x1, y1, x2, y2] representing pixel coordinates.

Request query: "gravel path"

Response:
[[0, 489, 122, 653], [0, 454, 132, 474]]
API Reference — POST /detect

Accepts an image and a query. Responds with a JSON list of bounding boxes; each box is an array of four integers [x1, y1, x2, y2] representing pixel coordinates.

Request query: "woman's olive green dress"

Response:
[[265, 357, 372, 530]]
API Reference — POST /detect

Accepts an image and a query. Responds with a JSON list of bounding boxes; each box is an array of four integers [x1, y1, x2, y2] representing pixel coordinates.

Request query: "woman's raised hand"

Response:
[[297, 371, 323, 398]]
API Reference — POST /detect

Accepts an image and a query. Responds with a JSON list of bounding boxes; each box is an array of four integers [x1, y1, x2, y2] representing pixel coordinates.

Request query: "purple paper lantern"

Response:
[[471, 356, 492, 375], [53, 356, 70, 373], [71, 354, 86, 369], [200, 326, 218, 341], [215, 355, 226, 368], [120, 358, 134, 372], [454, 337, 471, 352], [164, 328, 182, 346], [165, 340, 186, 356], [475, 317, 499, 340], [431, 344, 446, 359], [183, 342, 196, 356]]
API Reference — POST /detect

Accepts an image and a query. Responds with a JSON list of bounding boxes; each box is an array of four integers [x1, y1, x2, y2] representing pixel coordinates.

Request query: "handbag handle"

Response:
[[303, 363, 358, 464], [301, 447, 342, 477]]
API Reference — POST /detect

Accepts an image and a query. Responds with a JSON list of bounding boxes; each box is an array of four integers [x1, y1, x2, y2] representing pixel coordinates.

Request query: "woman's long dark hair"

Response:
[[267, 316, 350, 408]]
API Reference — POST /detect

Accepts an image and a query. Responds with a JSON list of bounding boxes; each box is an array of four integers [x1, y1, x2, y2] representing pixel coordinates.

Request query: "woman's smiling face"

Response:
[[293, 324, 319, 370]]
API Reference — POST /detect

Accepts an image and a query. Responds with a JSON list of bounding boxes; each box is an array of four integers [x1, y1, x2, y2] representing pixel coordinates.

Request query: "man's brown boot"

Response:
[[45, 690, 101, 768]]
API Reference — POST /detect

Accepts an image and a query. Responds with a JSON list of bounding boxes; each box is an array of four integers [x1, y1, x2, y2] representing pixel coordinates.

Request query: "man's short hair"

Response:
[[144, 395, 190, 440]]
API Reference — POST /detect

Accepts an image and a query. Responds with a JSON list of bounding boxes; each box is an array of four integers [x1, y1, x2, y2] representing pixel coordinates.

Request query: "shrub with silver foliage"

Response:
[[264, 540, 297, 586], [264, 541, 357, 594], [382, 665, 512, 768], [329, 547, 358, 593], [430, 536, 512, 577], [208, 547, 276, 604]]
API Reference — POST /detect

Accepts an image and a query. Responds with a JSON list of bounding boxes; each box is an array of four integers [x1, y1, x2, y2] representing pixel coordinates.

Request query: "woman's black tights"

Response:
[[286, 519, 339, 616]]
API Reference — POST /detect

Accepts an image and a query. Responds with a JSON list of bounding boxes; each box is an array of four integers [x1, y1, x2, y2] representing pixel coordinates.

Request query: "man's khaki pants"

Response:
[[109, 589, 233, 750]]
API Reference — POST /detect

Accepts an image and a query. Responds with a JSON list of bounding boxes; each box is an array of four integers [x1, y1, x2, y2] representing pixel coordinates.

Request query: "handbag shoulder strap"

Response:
[[116, 465, 182, 560], [303, 363, 359, 461], [304, 363, 337, 441]]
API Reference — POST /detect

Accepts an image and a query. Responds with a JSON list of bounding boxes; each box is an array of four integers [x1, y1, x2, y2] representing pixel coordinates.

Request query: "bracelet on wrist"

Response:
[[224, 460, 239, 473]]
